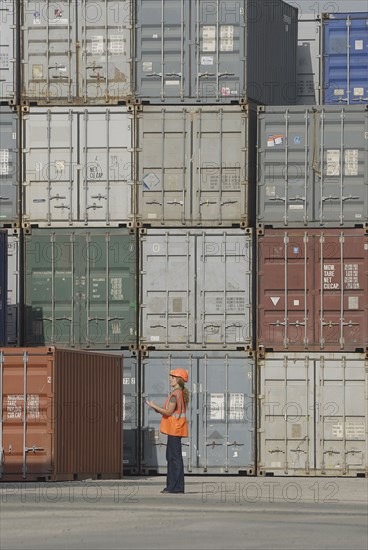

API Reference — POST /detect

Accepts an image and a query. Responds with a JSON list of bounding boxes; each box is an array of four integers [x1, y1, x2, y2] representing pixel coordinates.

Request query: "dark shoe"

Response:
[[160, 488, 169, 493]]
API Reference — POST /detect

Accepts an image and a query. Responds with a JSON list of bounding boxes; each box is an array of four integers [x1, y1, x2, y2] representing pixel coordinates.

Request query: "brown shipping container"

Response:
[[0, 347, 122, 481], [257, 229, 368, 351]]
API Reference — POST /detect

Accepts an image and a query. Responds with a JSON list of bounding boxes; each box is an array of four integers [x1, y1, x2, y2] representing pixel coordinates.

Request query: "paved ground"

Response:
[[1, 476, 367, 550]]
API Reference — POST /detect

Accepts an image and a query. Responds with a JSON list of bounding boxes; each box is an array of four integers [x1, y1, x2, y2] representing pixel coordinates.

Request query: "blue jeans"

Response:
[[166, 435, 184, 493]]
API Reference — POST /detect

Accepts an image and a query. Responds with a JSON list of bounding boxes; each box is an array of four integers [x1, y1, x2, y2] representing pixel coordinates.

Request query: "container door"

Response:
[[197, 353, 255, 474], [191, 0, 245, 102], [0, 0, 16, 100], [196, 231, 253, 347], [257, 107, 313, 227], [0, 107, 18, 226], [137, 107, 191, 225], [77, 0, 132, 102], [323, 14, 368, 104], [192, 107, 247, 225], [22, 2, 78, 102], [0, 232, 7, 345], [23, 109, 79, 225], [140, 231, 196, 347], [79, 108, 133, 225], [315, 355, 367, 476], [0, 349, 53, 480], [315, 106, 368, 226], [135, 0, 190, 101], [258, 355, 314, 475]]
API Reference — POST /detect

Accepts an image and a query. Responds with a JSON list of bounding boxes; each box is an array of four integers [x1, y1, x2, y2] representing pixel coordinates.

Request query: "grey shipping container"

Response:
[[257, 228, 368, 352], [136, 104, 257, 227], [134, 0, 297, 105], [22, 106, 134, 227], [21, 0, 133, 104], [257, 105, 368, 227], [0, 347, 123, 481], [141, 351, 255, 475], [0, 105, 19, 227], [0, 231, 7, 345], [140, 229, 254, 349], [24, 228, 137, 349], [258, 352, 368, 477], [0, 0, 16, 101]]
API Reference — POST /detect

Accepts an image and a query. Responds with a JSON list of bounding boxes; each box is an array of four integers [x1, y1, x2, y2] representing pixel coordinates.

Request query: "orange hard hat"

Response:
[[169, 368, 189, 383]]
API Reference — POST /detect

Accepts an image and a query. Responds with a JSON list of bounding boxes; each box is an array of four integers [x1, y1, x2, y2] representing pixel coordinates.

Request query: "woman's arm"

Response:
[[146, 399, 176, 417]]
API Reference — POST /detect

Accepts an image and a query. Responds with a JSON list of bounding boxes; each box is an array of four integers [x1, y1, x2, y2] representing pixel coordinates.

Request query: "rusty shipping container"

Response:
[[0, 347, 122, 481], [257, 228, 368, 352]]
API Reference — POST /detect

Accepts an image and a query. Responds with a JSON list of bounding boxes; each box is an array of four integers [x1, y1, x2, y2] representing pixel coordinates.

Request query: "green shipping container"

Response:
[[25, 229, 137, 349]]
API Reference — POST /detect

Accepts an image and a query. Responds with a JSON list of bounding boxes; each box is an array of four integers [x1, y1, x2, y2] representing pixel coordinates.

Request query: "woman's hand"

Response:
[[145, 400, 157, 410]]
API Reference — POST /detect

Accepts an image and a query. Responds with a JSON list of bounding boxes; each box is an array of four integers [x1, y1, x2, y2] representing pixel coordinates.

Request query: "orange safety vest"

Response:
[[160, 389, 188, 438]]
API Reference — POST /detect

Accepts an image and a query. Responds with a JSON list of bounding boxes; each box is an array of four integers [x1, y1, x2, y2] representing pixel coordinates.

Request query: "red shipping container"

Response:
[[0, 347, 122, 481], [257, 229, 368, 351]]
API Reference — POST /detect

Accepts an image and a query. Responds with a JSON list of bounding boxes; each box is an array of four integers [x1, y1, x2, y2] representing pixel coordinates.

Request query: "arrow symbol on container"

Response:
[[271, 297, 280, 306]]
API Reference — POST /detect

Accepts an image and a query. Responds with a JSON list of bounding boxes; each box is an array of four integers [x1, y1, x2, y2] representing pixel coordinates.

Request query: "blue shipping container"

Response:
[[0, 231, 7, 345], [323, 13, 368, 104]]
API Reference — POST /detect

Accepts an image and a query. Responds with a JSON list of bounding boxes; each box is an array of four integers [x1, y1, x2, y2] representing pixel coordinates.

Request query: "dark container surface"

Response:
[[0, 347, 122, 481], [0, 231, 7, 345], [257, 228, 368, 351]]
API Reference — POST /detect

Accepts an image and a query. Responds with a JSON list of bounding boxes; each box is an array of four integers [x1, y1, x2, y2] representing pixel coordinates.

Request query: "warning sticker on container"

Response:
[[7, 394, 40, 420], [33, 11, 41, 24], [344, 263, 360, 290], [109, 35, 124, 55], [203, 26, 216, 52], [220, 25, 234, 52], [91, 36, 104, 55], [220, 87, 231, 96], [143, 173, 161, 191], [345, 150, 358, 176], [267, 134, 284, 147], [0, 149, 9, 175], [229, 393, 244, 421], [201, 56, 214, 66], [210, 393, 225, 421], [326, 150, 340, 176]]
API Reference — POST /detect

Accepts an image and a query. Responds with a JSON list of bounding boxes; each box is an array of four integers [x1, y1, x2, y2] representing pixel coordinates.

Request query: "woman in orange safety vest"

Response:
[[145, 368, 189, 494]]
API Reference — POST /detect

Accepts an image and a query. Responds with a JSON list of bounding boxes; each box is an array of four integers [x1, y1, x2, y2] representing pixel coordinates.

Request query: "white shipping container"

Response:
[[258, 352, 368, 477], [22, 106, 134, 227], [0, 0, 16, 101]]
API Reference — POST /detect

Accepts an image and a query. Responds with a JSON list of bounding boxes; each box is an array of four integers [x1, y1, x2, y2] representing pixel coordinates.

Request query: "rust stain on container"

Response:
[[257, 229, 368, 351], [0, 347, 122, 481]]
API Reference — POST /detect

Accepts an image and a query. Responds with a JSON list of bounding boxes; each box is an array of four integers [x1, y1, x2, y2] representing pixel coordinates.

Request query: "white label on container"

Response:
[[182, 451, 187, 457], [293, 299, 300, 306], [348, 296, 359, 310], [0, 149, 9, 175], [203, 26, 216, 52], [266, 185, 276, 197], [109, 35, 124, 54], [49, 18, 68, 25], [355, 40, 363, 50], [123, 378, 131, 385], [229, 393, 244, 421], [326, 150, 340, 176], [143, 61, 153, 72], [201, 56, 214, 66], [344, 149, 359, 176], [344, 263, 360, 290], [289, 204, 304, 210], [33, 12, 41, 24], [111, 277, 124, 300], [221, 87, 231, 96], [123, 394, 126, 421], [324, 263, 339, 290], [165, 80, 180, 86], [147, 213, 157, 219], [91, 36, 104, 55], [332, 422, 343, 439], [220, 25, 234, 51], [271, 462, 282, 468], [150, 335, 160, 342], [345, 421, 365, 439], [112, 321, 121, 335], [7, 394, 40, 420], [353, 87, 364, 97], [333, 88, 345, 96], [271, 297, 280, 306], [12, 133, 16, 140], [210, 393, 225, 421], [267, 134, 284, 147], [55, 160, 65, 173]]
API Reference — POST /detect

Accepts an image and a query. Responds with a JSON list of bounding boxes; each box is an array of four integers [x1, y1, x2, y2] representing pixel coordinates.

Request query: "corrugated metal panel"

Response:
[[257, 105, 368, 227], [0, 231, 7, 345], [322, 12, 368, 105], [258, 352, 368, 477], [0, 0, 16, 101], [23, 106, 134, 227], [24, 229, 137, 349], [140, 229, 253, 349], [0, 106, 19, 227], [257, 228, 368, 352], [6, 231, 19, 346], [21, 0, 133, 104], [134, 0, 297, 104], [54, 348, 122, 478], [137, 104, 256, 227], [296, 16, 321, 105], [141, 351, 255, 475], [0, 347, 122, 481]]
